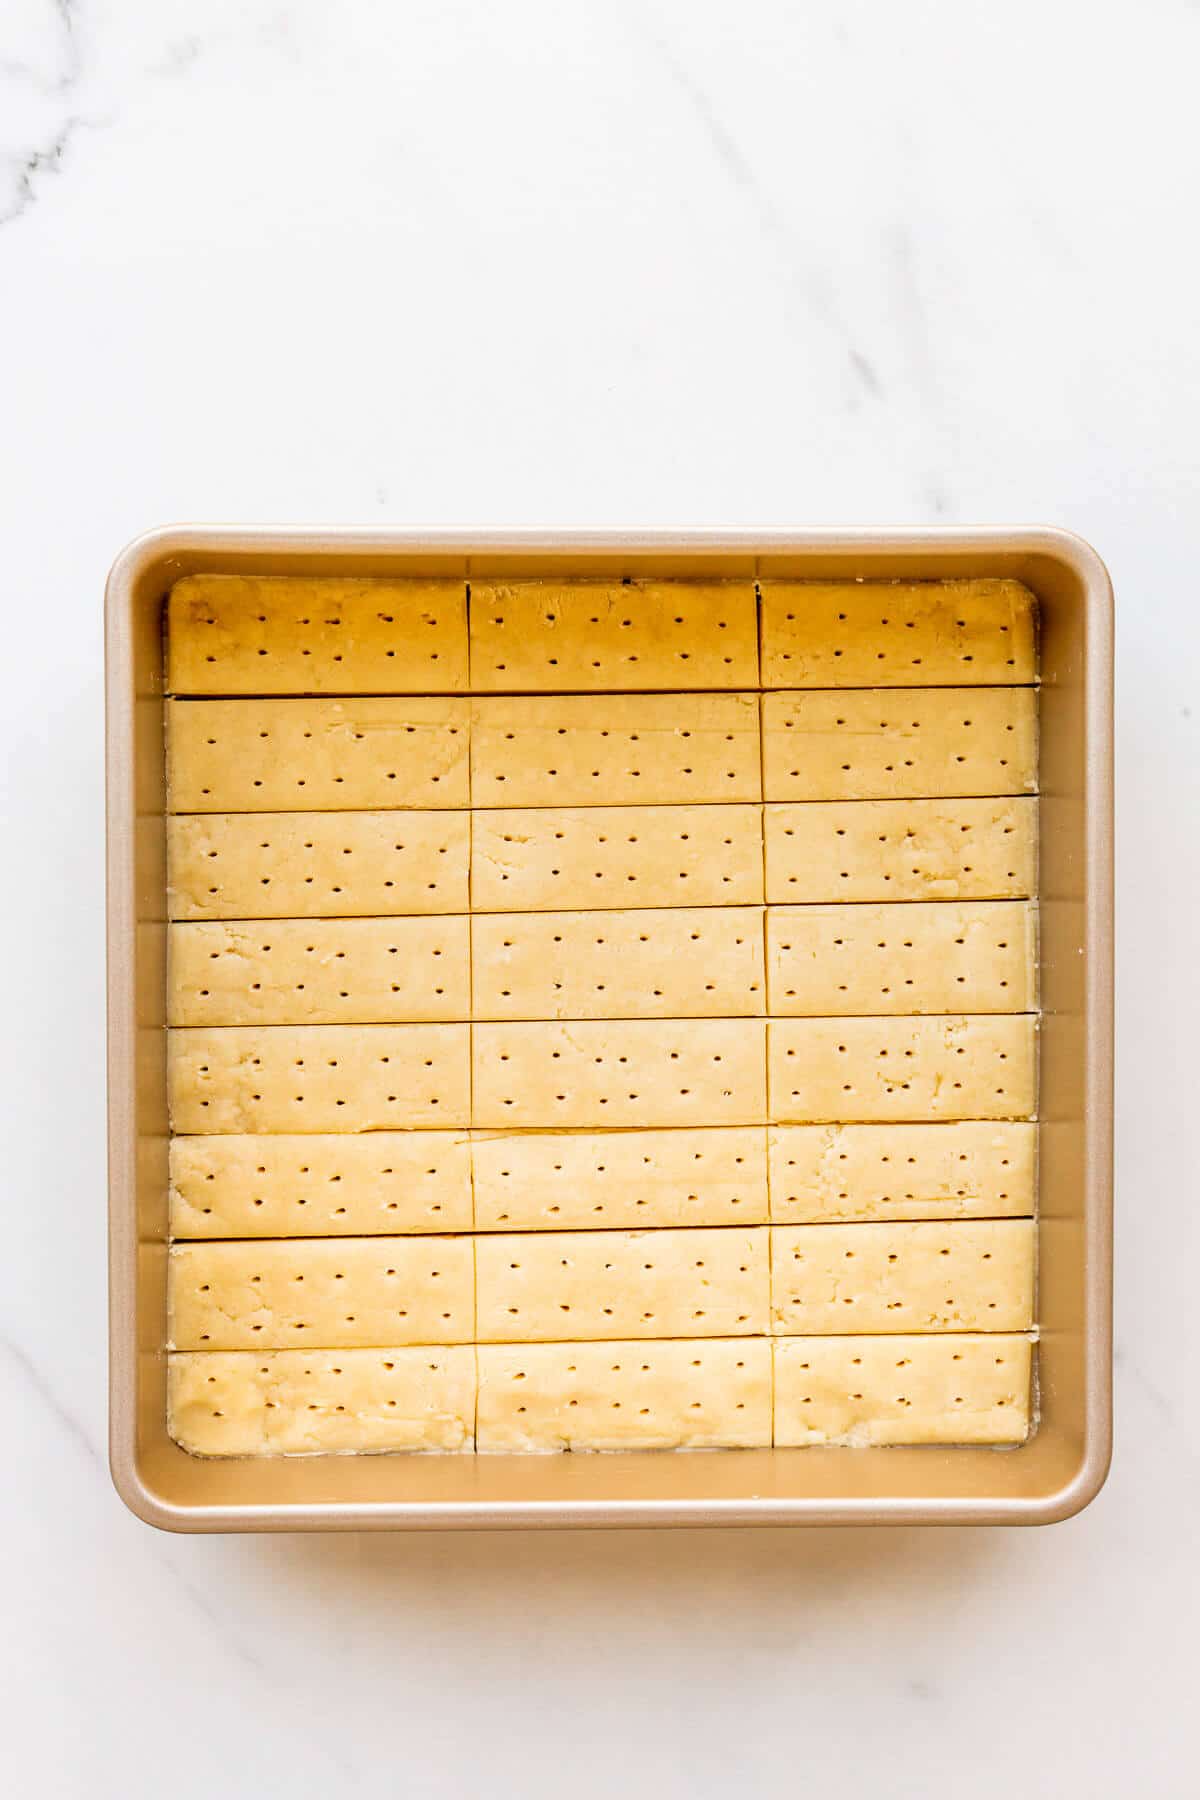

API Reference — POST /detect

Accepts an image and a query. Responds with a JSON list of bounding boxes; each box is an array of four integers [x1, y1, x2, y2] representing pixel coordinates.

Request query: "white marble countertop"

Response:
[[2, 2, 1197, 1794]]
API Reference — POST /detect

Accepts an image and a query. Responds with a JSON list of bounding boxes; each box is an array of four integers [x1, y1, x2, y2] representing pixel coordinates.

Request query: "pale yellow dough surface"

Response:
[[167, 696, 470, 812], [768, 1014, 1036, 1122], [169, 1024, 471, 1133], [473, 1018, 768, 1129], [763, 796, 1037, 902], [767, 1121, 1035, 1222], [162, 577, 1044, 1459], [759, 579, 1037, 687], [766, 900, 1036, 1015], [169, 916, 471, 1027], [169, 1132, 473, 1237], [470, 693, 761, 807], [168, 810, 470, 919], [772, 1335, 1032, 1445], [472, 907, 765, 1020], [472, 1126, 768, 1230], [169, 1236, 475, 1350], [477, 1339, 771, 1451], [471, 804, 764, 911], [168, 1347, 477, 1455], [770, 1219, 1035, 1334], [762, 687, 1037, 801], [475, 1227, 769, 1341], [167, 575, 469, 694], [469, 580, 759, 690]]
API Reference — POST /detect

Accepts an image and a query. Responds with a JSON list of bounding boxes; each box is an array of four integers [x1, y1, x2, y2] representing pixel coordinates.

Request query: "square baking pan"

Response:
[[106, 526, 1112, 1530]]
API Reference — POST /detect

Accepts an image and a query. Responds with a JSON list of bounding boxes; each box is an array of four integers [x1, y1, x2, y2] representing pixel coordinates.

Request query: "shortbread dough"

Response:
[[471, 693, 761, 807], [762, 687, 1037, 801], [169, 1132, 473, 1237], [167, 574, 469, 694], [469, 580, 758, 690], [169, 916, 471, 1027], [475, 1227, 769, 1341], [161, 572, 1044, 1460], [768, 1014, 1036, 1122], [772, 1334, 1032, 1445], [167, 696, 470, 811], [168, 1346, 477, 1455], [476, 1338, 771, 1451], [770, 1219, 1035, 1334], [765, 900, 1036, 1015], [759, 579, 1036, 687], [471, 1126, 768, 1231], [473, 1018, 768, 1129], [763, 797, 1037, 903], [168, 809, 470, 919], [168, 1236, 475, 1350], [472, 907, 765, 1020], [471, 804, 764, 911], [767, 1121, 1035, 1222], [168, 1024, 471, 1133]]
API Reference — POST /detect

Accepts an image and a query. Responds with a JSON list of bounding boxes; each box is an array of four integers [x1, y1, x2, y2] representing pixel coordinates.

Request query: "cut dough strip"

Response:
[[471, 804, 764, 911], [765, 900, 1036, 1015], [167, 575, 469, 694], [763, 797, 1037, 902], [471, 693, 761, 807], [772, 1334, 1033, 1445], [166, 697, 470, 812], [469, 580, 759, 690], [168, 1236, 475, 1349], [472, 907, 765, 1020], [770, 1219, 1035, 1334], [762, 687, 1037, 801], [767, 1121, 1035, 1223], [473, 1018, 768, 1129], [167, 810, 471, 919], [169, 1132, 473, 1237], [168, 916, 471, 1026], [768, 1014, 1037, 1122], [472, 1126, 768, 1231], [167, 1347, 477, 1455], [476, 1338, 771, 1451], [759, 579, 1037, 687], [475, 1227, 769, 1341], [168, 1024, 471, 1133]]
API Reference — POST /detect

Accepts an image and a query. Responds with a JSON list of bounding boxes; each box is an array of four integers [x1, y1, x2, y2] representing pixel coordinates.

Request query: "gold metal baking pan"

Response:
[[106, 527, 1112, 1530]]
